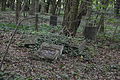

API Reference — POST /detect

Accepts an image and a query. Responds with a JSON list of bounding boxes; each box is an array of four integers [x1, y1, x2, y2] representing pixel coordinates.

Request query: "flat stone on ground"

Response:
[[23, 35, 38, 45], [37, 42, 64, 60]]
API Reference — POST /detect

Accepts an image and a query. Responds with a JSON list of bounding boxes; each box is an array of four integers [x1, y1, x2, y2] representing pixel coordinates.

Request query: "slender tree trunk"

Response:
[[40, 0, 46, 14], [16, 0, 21, 24], [114, 0, 120, 17], [1, 0, 7, 11], [35, 0, 39, 31], [10, 0, 15, 10], [50, 0, 57, 15], [57, 0, 61, 15], [6, 0, 11, 8], [29, 0, 35, 15], [35, 0, 39, 12], [46, 0, 50, 13], [23, 0, 30, 17], [62, 0, 71, 26]]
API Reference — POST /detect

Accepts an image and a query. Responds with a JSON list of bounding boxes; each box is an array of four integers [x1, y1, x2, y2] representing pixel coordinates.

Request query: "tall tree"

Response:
[[50, 0, 62, 15], [1, 0, 7, 11], [9, 0, 15, 10], [56, 0, 62, 15], [16, 0, 21, 24], [50, 0, 57, 15], [114, 0, 120, 17], [46, 0, 50, 13], [29, 0, 35, 15], [63, 0, 91, 36], [23, 0, 29, 17]]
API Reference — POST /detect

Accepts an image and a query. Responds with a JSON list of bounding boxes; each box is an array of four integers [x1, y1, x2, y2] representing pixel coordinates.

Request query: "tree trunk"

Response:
[[23, 0, 29, 17], [114, 0, 120, 17], [50, 0, 57, 15], [1, 0, 7, 11], [35, 0, 39, 31], [10, 0, 15, 10], [40, 0, 46, 14], [46, 0, 50, 13], [16, 0, 21, 24], [63, 0, 90, 36], [29, 0, 35, 15], [35, 0, 39, 12], [57, 0, 61, 15]]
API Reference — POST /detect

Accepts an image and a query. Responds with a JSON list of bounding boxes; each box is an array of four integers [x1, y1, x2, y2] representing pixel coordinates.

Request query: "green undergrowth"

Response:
[[0, 22, 119, 80], [0, 71, 25, 80], [97, 24, 120, 42], [0, 70, 59, 80], [0, 23, 119, 56], [0, 23, 62, 34], [0, 23, 86, 56], [34, 33, 84, 56]]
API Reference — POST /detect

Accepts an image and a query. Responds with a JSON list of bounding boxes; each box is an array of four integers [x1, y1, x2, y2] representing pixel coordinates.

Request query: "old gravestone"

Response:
[[36, 42, 64, 60], [83, 27, 98, 40], [19, 35, 39, 48], [50, 15, 57, 26]]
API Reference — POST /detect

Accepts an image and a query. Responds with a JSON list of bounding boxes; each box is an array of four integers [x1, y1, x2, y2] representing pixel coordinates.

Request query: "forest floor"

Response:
[[0, 29, 120, 80], [0, 12, 120, 80]]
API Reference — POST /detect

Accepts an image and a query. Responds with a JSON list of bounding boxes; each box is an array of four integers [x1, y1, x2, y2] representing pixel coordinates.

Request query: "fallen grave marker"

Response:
[[18, 35, 38, 48], [36, 42, 64, 60]]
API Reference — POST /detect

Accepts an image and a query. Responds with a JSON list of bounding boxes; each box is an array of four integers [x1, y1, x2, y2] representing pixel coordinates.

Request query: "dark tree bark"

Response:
[[40, 0, 46, 14], [56, 0, 61, 15], [35, 0, 39, 31], [16, 0, 21, 24], [23, 0, 30, 17], [6, 0, 11, 8], [49, 0, 62, 15], [46, 0, 50, 13], [1, 0, 7, 11], [29, 0, 35, 15], [10, 0, 15, 10], [50, 0, 57, 15], [62, 0, 90, 36], [114, 0, 120, 17]]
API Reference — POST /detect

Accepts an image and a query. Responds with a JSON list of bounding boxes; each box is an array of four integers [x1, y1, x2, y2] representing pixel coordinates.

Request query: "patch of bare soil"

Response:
[[0, 30, 119, 80]]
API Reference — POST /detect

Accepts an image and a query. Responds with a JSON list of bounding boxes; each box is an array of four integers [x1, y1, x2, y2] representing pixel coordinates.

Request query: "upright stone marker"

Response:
[[50, 15, 57, 26], [83, 27, 97, 40], [37, 42, 64, 60]]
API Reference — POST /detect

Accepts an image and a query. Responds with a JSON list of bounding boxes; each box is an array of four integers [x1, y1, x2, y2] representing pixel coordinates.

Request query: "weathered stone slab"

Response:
[[23, 35, 38, 44], [83, 27, 97, 40], [18, 35, 39, 48], [37, 42, 64, 60]]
